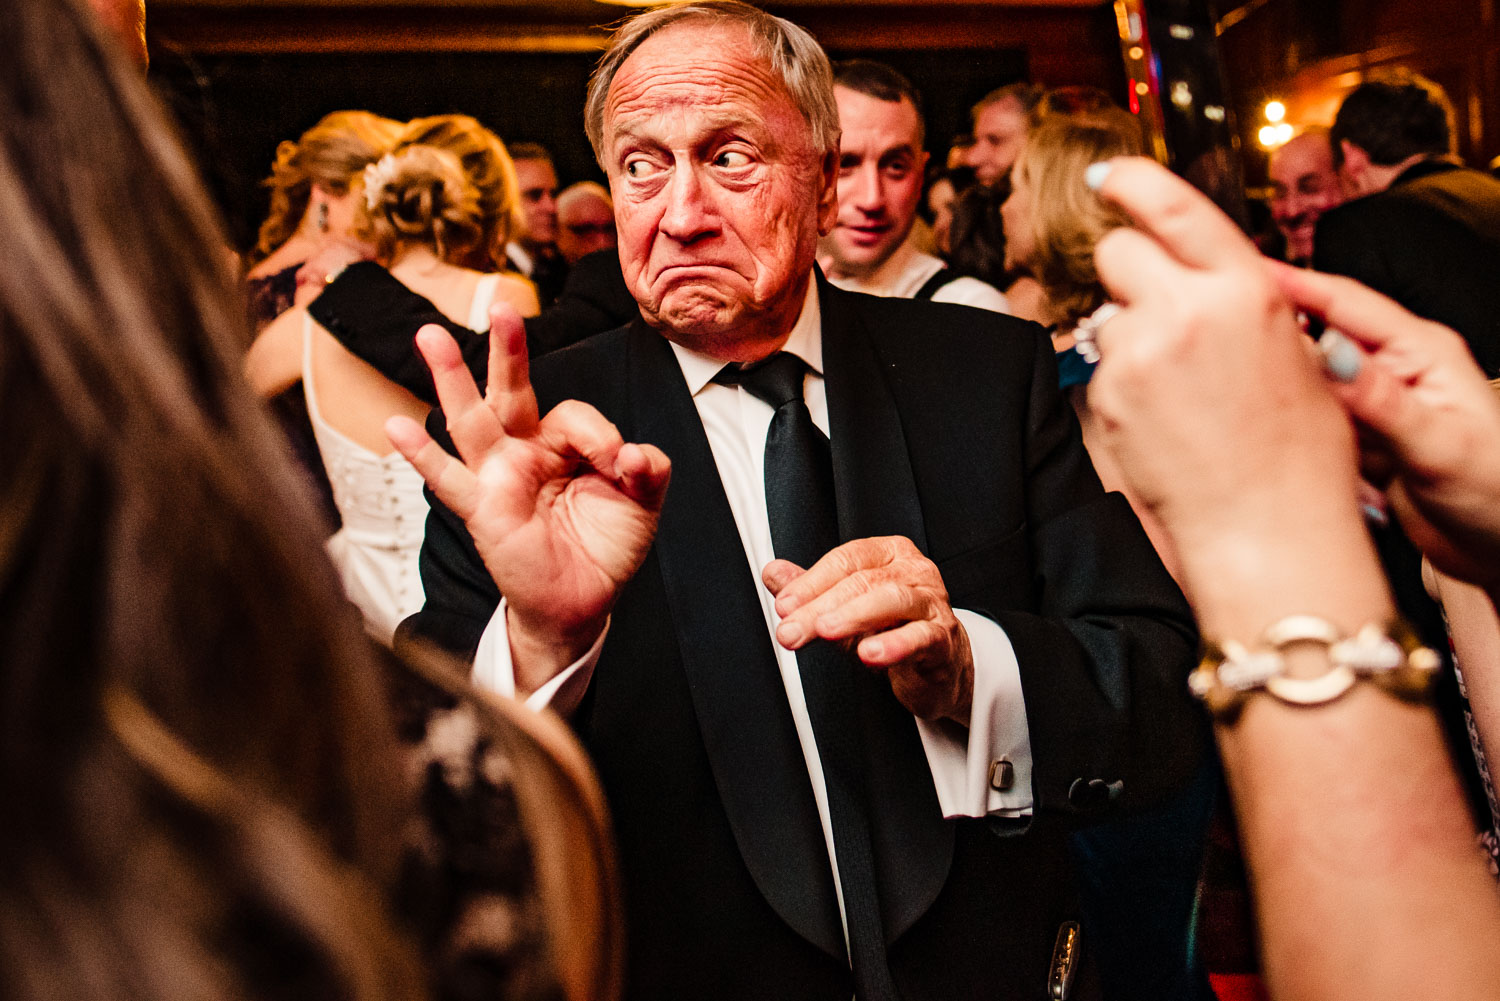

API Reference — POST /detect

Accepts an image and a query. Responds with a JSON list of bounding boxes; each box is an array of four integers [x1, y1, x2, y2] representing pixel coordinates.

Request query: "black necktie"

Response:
[[715, 353, 902, 1001]]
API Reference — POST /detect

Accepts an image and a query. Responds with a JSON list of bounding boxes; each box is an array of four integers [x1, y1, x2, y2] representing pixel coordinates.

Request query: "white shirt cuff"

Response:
[[471, 598, 607, 717], [914, 609, 1034, 818]]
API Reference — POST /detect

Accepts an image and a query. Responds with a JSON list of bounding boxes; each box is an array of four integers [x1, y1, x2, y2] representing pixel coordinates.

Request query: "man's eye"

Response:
[[715, 150, 752, 169], [624, 158, 660, 179]]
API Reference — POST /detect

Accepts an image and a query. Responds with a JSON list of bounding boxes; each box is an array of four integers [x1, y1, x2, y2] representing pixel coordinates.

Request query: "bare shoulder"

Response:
[[494, 272, 541, 318], [244, 304, 306, 397]]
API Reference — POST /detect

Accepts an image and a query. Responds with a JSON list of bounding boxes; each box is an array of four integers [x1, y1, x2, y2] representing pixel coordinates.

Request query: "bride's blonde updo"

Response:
[[358, 144, 484, 265]]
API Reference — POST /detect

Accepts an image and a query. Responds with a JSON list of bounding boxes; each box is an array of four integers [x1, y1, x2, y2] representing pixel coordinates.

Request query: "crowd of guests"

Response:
[[9, 1, 1500, 1000]]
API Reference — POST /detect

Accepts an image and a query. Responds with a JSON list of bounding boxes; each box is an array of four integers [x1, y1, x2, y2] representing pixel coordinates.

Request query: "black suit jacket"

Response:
[[1314, 158, 1500, 377], [408, 279, 1204, 1000]]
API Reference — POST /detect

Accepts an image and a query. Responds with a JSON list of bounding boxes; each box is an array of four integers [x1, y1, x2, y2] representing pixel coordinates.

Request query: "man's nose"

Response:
[[659, 165, 718, 242], [848, 164, 885, 215]]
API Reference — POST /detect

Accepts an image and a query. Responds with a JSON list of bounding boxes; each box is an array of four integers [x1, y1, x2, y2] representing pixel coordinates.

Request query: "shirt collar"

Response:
[[505, 241, 533, 274], [670, 276, 823, 395]]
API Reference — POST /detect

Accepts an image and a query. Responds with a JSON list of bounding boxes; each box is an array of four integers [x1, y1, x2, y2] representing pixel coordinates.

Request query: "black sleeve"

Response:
[[984, 329, 1206, 818], [311, 254, 639, 406], [395, 408, 502, 661], [525, 249, 639, 357], [308, 262, 476, 404], [1311, 205, 1390, 293]]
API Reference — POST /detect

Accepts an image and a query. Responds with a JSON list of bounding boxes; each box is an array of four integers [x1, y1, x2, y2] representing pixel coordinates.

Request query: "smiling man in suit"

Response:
[[387, 4, 1203, 999]]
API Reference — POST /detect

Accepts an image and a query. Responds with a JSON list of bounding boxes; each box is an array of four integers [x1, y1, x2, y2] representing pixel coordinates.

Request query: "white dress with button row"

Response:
[[303, 273, 502, 643]]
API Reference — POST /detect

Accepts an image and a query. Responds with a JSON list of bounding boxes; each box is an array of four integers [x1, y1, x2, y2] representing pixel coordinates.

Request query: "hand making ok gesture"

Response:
[[386, 302, 671, 693]]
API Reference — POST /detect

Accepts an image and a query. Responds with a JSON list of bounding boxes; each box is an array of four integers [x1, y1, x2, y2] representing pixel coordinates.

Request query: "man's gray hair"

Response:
[[583, 0, 840, 166]]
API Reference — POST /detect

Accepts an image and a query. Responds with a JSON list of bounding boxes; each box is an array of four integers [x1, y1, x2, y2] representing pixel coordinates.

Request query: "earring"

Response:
[[315, 200, 329, 233]]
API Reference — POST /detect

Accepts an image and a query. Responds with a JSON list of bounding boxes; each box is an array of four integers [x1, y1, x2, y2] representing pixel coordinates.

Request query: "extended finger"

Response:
[[1090, 157, 1261, 272], [417, 324, 506, 464], [773, 536, 911, 617], [856, 618, 950, 669], [1092, 226, 1184, 314], [1272, 263, 1448, 357], [1316, 331, 1429, 451], [808, 576, 934, 646], [486, 301, 541, 434], [775, 568, 912, 648], [385, 415, 480, 520]]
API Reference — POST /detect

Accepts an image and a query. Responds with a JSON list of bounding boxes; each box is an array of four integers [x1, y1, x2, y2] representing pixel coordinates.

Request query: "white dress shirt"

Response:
[[471, 278, 1035, 927], [826, 236, 1012, 314]]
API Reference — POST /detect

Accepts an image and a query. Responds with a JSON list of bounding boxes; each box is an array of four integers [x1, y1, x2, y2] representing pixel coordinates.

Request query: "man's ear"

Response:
[[1338, 140, 1369, 194], [816, 148, 840, 237]]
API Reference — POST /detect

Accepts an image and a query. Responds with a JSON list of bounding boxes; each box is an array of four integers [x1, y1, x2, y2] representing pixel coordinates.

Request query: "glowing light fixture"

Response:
[[1264, 100, 1286, 123], [1259, 122, 1294, 148]]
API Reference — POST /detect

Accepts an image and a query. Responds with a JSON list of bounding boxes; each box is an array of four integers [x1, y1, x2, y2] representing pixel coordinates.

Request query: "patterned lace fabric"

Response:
[[1450, 648, 1500, 876], [247, 264, 299, 331], [384, 656, 565, 1001]]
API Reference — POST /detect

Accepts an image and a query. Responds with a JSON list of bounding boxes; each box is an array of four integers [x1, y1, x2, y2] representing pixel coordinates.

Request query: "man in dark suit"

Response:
[[387, 4, 1203, 998], [1315, 70, 1500, 377]]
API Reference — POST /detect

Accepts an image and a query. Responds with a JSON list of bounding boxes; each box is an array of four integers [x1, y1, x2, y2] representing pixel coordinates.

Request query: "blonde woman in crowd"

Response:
[[401, 113, 541, 293], [244, 109, 403, 327], [246, 138, 517, 641], [1000, 107, 1176, 562]]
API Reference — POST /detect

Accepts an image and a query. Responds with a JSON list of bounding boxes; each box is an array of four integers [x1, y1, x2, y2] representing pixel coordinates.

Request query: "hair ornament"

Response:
[[363, 152, 402, 211]]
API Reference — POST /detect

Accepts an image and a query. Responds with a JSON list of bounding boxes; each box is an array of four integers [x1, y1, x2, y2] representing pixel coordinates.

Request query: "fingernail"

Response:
[[862, 638, 884, 661], [1085, 161, 1114, 191], [1319, 328, 1362, 383], [777, 621, 805, 648]]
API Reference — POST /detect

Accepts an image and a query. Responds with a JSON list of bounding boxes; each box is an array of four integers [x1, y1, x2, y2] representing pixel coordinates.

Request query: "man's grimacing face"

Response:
[[600, 21, 838, 360]]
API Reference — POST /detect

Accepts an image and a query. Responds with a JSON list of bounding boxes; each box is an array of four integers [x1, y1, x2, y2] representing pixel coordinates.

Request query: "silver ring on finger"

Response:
[[1072, 301, 1122, 364]]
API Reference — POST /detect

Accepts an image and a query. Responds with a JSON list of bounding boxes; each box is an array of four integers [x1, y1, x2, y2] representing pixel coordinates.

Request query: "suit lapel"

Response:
[[819, 280, 956, 943], [625, 322, 846, 960]]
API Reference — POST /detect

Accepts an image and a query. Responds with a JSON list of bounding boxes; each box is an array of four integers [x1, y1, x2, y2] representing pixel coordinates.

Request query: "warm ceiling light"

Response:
[[1264, 100, 1286, 123]]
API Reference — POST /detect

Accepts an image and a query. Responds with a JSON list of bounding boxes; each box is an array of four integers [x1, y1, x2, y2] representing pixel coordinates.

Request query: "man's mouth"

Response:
[[842, 222, 892, 246]]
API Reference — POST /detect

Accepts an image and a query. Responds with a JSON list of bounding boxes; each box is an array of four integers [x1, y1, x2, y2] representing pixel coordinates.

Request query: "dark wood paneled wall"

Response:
[[1218, 0, 1500, 180]]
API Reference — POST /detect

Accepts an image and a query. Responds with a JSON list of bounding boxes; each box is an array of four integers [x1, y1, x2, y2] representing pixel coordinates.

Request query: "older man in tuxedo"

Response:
[[388, 4, 1203, 999]]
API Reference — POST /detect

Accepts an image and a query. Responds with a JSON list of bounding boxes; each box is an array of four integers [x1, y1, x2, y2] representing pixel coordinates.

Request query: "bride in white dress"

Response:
[[247, 137, 538, 642]]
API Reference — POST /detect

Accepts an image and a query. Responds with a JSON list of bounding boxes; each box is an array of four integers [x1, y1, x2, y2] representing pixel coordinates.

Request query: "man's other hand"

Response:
[[763, 536, 974, 726]]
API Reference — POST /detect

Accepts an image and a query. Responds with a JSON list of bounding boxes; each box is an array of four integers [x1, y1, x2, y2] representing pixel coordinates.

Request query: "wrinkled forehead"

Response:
[[604, 20, 813, 150]]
